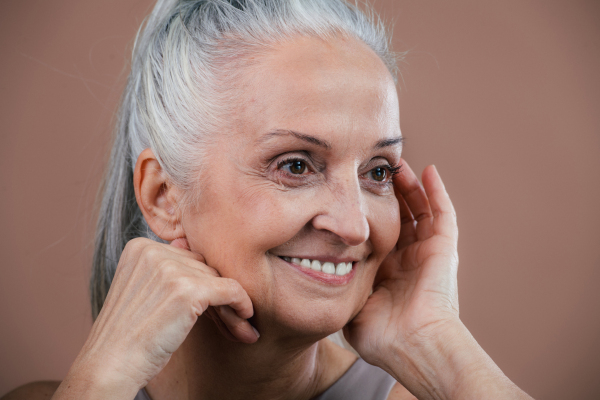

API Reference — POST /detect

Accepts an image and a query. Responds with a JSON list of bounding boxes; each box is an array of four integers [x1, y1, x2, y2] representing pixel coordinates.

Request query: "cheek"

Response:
[[368, 195, 400, 258], [233, 187, 311, 249], [184, 180, 316, 270]]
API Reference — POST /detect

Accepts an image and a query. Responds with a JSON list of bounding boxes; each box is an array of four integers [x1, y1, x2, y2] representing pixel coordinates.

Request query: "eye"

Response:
[[280, 159, 308, 175], [363, 163, 401, 185], [369, 166, 387, 182]]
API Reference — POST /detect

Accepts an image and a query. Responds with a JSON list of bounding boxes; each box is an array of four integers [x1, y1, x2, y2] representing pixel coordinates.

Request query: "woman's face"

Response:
[[182, 35, 402, 338]]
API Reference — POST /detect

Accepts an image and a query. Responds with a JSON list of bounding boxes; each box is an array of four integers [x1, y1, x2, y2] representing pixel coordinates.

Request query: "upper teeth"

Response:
[[281, 257, 353, 276]]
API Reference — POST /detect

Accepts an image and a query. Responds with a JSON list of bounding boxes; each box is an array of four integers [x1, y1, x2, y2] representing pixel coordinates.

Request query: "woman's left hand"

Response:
[[344, 160, 534, 400], [344, 160, 461, 387]]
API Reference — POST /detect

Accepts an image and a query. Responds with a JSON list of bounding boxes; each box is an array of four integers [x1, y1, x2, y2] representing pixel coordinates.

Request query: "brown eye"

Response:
[[370, 167, 387, 182], [284, 160, 307, 174]]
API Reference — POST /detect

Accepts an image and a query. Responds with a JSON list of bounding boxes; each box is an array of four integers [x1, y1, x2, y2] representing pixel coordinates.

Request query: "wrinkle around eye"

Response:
[[359, 173, 396, 196], [268, 154, 325, 188], [270, 173, 323, 190], [240, 175, 297, 197], [238, 163, 318, 193]]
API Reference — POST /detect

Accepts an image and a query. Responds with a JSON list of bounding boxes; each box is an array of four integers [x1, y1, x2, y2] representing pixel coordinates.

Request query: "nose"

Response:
[[310, 176, 370, 247]]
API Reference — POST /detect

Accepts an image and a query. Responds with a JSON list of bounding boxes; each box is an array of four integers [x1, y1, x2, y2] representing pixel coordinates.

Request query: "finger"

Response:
[[215, 305, 260, 343], [203, 278, 255, 320], [117, 237, 157, 277], [422, 165, 458, 243], [397, 193, 417, 249], [135, 243, 211, 277], [205, 307, 241, 342], [394, 160, 434, 240], [166, 239, 206, 264], [170, 237, 190, 250]]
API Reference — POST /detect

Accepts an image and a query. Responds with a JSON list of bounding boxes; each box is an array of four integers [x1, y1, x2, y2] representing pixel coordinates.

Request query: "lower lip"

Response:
[[281, 258, 356, 285]]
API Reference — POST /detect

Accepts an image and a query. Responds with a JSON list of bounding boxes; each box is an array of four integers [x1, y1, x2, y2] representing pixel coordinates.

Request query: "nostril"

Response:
[[310, 210, 369, 246]]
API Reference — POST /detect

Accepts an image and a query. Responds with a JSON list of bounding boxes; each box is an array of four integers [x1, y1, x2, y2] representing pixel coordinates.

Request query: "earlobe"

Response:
[[134, 148, 186, 241]]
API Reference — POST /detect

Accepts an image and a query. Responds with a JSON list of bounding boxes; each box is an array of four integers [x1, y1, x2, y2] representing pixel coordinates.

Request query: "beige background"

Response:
[[1, 0, 599, 398]]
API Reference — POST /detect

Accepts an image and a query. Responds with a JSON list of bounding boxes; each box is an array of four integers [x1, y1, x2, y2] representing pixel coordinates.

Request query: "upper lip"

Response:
[[276, 254, 360, 264]]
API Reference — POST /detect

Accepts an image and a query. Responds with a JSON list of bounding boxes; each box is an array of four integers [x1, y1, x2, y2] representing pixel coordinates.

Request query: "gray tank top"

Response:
[[134, 358, 396, 400]]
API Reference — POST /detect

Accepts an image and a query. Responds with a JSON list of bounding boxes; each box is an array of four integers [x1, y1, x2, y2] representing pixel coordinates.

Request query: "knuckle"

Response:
[[221, 278, 243, 295], [121, 237, 144, 258], [117, 240, 150, 273], [169, 276, 196, 300], [141, 244, 163, 263], [125, 237, 145, 250], [156, 259, 178, 276], [126, 237, 153, 254], [448, 251, 459, 266]]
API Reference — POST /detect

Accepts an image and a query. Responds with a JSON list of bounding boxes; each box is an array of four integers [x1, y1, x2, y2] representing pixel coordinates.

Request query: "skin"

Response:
[[183, 35, 403, 343], [3, 35, 533, 400]]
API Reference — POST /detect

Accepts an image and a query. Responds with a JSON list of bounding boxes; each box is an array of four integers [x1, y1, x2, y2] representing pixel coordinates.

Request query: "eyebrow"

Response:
[[259, 129, 403, 150], [374, 136, 404, 149], [260, 129, 332, 149]]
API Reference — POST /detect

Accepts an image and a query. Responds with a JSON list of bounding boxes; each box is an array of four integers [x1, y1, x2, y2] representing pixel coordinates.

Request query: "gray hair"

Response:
[[91, 0, 399, 319]]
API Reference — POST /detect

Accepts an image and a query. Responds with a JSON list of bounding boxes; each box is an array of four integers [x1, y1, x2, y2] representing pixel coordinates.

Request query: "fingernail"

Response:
[[252, 326, 260, 339]]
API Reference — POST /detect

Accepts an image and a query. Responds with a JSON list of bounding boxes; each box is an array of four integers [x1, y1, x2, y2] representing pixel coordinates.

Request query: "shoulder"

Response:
[[1, 381, 61, 400], [386, 381, 418, 400]]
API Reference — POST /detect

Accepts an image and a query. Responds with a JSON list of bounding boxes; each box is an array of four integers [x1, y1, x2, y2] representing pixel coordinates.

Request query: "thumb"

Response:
[[170, 237, 190, 250], [169, 237, 206, 264]]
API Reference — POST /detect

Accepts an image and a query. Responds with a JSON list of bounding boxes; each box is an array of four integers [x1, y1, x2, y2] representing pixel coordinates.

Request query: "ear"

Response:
[[134, 148, 186, 241]]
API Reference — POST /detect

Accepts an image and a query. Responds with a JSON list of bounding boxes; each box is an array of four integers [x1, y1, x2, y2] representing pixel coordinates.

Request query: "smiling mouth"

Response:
[[278, 256, 353, 276]]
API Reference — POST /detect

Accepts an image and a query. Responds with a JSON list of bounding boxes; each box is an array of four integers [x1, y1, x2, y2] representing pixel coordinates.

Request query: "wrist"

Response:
[[53, 348, 141, 400], [381, 319, 468, 399], [380, 319, 528, 400]]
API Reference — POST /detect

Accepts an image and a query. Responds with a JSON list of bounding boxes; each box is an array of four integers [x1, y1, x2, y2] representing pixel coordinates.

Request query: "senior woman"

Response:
[[5, 0, 533, 399]]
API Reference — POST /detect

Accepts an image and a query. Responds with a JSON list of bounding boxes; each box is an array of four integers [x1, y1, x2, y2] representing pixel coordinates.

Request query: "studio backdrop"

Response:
[[1, 0, 599, 398]]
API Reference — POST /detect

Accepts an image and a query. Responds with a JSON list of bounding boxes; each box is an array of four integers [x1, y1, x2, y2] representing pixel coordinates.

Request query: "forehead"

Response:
[[233, 35, 400, 146]]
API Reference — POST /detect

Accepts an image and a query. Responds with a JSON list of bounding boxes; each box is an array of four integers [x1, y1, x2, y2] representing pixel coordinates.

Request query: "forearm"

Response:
[[381, 320, 533, 400]]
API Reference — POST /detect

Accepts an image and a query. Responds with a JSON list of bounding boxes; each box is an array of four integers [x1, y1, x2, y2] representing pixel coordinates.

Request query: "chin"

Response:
[[227, 252, 375, 341], [250, 275, 370, 341], [258, 305, 355, 342]]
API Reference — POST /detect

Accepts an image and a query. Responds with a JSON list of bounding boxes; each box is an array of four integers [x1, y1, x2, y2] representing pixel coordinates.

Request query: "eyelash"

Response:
[[276, 157, 312, 175], [364, 163, 402, 186], [276, 156, 402, 185], [387, 164, 403, 177]]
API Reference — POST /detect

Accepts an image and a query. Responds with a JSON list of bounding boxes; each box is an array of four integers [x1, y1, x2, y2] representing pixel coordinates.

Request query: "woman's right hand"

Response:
[[53, 237, 258, 399]]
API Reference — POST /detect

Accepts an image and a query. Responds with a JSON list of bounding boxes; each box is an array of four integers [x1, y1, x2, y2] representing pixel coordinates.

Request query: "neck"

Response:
[[146, 314, 356, 400]]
